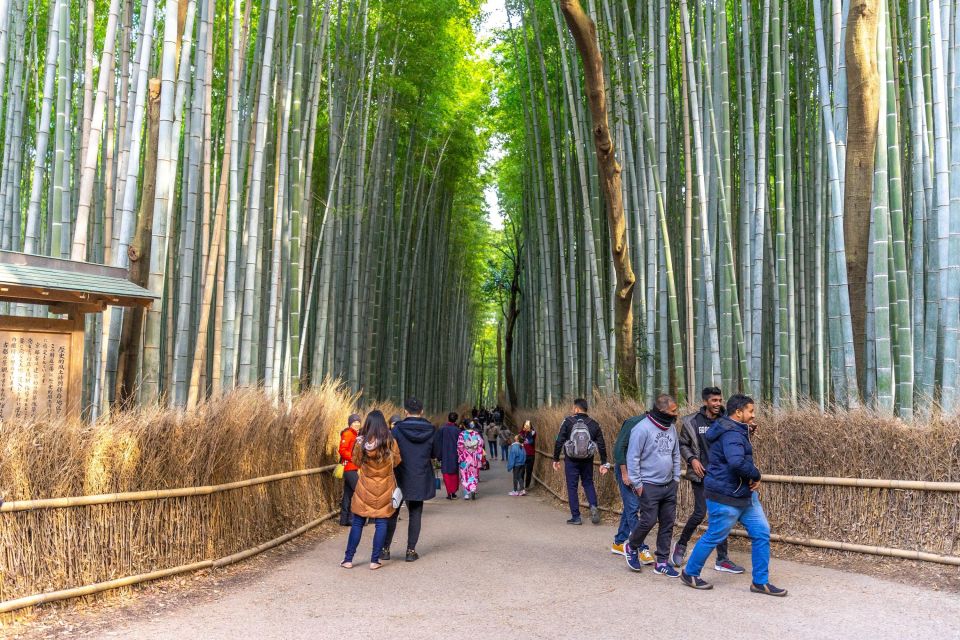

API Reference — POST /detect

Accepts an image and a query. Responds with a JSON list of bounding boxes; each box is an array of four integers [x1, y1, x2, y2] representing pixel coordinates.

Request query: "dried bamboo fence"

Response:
[[518, 398, 960, 566], [0, 385, 400, 616]]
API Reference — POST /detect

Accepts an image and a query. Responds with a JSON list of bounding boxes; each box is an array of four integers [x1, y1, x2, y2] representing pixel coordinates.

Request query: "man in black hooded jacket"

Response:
[[383, 397, 440, 563]]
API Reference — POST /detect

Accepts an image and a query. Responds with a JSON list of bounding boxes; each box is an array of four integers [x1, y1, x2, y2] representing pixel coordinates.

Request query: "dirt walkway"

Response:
[[100, 463, 958, 640]]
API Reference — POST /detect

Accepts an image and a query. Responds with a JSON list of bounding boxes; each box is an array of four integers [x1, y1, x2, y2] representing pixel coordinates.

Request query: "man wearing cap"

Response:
[[338, 413, 362, 526]]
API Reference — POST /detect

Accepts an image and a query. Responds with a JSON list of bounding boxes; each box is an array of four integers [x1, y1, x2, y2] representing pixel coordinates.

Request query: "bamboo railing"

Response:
[[0, 464, 338, 512], [0, 465, 339, 614], [534, 448, 960, 491], [533, 451, 960, 567]]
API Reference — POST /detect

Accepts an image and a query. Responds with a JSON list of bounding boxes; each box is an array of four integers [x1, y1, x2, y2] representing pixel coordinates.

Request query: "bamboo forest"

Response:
[[0, 0, 959, 421]]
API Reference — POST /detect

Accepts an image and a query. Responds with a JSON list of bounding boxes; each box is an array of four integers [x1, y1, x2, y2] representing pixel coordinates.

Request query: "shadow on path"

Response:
[[102, 462, 960, 640]]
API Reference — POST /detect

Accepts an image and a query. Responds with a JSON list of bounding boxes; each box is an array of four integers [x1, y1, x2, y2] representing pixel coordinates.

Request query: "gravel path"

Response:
[[104, 463, 960, 640]]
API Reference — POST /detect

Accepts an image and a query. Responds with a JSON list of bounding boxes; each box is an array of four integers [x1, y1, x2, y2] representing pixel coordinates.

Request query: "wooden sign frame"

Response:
[[0, 305, 84, 422]]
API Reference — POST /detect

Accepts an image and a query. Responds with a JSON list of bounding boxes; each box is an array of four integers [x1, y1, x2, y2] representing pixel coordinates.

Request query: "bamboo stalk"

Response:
[[0, 510, 338, 614], [0, 465, 337, 512]]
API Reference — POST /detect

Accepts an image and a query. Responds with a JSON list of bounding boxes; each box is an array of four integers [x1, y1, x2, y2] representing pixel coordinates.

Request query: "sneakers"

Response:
[[654, 563, 680, 578], [380, 548, 391, 561], [680, 571, 713, 590], [638, 545, 655, 565], [751, 582, 788, 597], [566, 517, 583, 525], [714, 558, 746, 574], [590, 505, 601, 525], [518, 490, 527, 496], [671, 543, 686, 568], [508, 491, 519, 496], [611, 542, 626, 556], [624, 543, 643, 572]]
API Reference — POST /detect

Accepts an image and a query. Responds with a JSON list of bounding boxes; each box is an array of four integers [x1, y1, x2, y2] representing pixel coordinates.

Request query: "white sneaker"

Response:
[[508, 491, 519, 496], [519, 490, 527, 496]]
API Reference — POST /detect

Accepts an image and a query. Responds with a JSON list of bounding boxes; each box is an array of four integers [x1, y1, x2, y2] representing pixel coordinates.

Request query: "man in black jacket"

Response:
[[383, 397, 440, 563], [673, 387, 744, 574], [552, 398, 609, 525]]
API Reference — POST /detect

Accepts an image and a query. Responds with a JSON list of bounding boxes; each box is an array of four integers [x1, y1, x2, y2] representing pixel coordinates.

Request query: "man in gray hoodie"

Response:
[[623, 394, 681, 577]]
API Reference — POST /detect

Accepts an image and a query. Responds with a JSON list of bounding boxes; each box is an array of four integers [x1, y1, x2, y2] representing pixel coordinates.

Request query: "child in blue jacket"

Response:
[[507, 435, 527, 496]]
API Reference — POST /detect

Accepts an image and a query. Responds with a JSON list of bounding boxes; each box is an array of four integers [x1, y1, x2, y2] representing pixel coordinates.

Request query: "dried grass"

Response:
[[518, 397, 960, 558], [0, 383, 400, 610]]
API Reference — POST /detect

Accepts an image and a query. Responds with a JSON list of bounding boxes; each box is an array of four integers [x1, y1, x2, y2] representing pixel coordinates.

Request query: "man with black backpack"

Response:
[[552, 398, 609, 525]]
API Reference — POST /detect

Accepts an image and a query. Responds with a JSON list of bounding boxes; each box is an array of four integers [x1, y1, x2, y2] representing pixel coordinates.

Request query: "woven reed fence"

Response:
[[0, 385, 400, 616], [517, 398, 960, 565]]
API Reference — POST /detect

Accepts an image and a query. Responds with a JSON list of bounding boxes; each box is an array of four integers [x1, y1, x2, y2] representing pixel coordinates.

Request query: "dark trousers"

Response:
[[512, 466, 525, 492], [339, 470, 359, 525], [343, 517, 388, 563], [564, 457, 598, 519], [628, 481, 678, 564], [677, 480, 729, 560], [488, 440, 498, 459], [500, 444, 508, 460], [523, 456, 535, 488], [385, 499, 424, 551]]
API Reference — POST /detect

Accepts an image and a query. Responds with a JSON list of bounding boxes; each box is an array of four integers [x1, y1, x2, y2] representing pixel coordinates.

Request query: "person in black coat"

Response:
[[437, 412, 461, 499], [383, 397, 440, 562]]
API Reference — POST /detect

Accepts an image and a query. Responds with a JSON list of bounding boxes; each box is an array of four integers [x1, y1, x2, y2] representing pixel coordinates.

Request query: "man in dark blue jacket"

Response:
[[383, 397, 440, 563], [680, 394, 787, 597]]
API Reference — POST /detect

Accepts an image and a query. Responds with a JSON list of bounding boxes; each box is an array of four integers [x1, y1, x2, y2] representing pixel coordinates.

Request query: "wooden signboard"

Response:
[[0, 313, 84, 423]]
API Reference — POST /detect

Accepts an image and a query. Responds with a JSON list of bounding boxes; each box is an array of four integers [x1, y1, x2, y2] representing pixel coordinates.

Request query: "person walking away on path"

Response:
[[673, 387, 744, 574], [384, 397, 439, 563], [552, 399, 609, 525], [624, 394, 681, 577], [507, 434, 527, 496], [341, 411, 401, 570], [520, 421, 537, 489], [610, 414, 644, 556], [497, 424, 512, 462], [680, 394, 787, 596], [485, 422, 500, 460], [338, 414, 362, 526], [458, 421, 485, 500], [438, 412, 461, 499]]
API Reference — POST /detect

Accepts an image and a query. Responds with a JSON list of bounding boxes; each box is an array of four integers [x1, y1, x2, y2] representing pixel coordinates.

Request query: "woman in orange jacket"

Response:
[[338, 413, 362, 526]]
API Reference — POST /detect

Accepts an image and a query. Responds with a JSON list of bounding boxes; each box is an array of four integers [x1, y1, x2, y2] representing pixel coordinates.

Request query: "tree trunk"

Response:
[[504, 243, 522, 411], [559, 0, 637, 398], [843, 0, 880, 386], [116, 78, 161, 408]]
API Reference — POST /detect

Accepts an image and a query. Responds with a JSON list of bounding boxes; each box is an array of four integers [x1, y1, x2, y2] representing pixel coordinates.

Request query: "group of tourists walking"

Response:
[[552, 391, 787, 596], [337, 397, 438, 569], [336, 400, 516, 569], [336, 389, 785, 597]]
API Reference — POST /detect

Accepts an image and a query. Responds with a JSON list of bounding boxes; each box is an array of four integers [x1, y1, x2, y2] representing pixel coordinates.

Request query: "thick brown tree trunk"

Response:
[[503, 242, 523, 411], [843, 0, 880, 387], [116, 78, 161, 408], [559, 0, 637, 397]]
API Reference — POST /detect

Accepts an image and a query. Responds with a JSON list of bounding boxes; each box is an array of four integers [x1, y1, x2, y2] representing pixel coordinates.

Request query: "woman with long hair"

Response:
[[341, 410, 401, 570]]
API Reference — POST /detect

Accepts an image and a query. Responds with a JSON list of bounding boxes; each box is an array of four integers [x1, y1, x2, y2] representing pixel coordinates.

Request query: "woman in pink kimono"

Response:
[[457, 421, 485, 500]]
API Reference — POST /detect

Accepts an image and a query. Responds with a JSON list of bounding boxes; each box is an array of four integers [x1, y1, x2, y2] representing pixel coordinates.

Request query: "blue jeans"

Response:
[[500, 444, 508, 461], [488, 440, 498, 459], [343, 516, 389, 564], [685, 493, 771, 585], [614, 469, 640, 545]]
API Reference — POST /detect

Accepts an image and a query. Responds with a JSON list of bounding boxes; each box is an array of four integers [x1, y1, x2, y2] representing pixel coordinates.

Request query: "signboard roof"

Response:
[[0, 251, 157, 308]]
